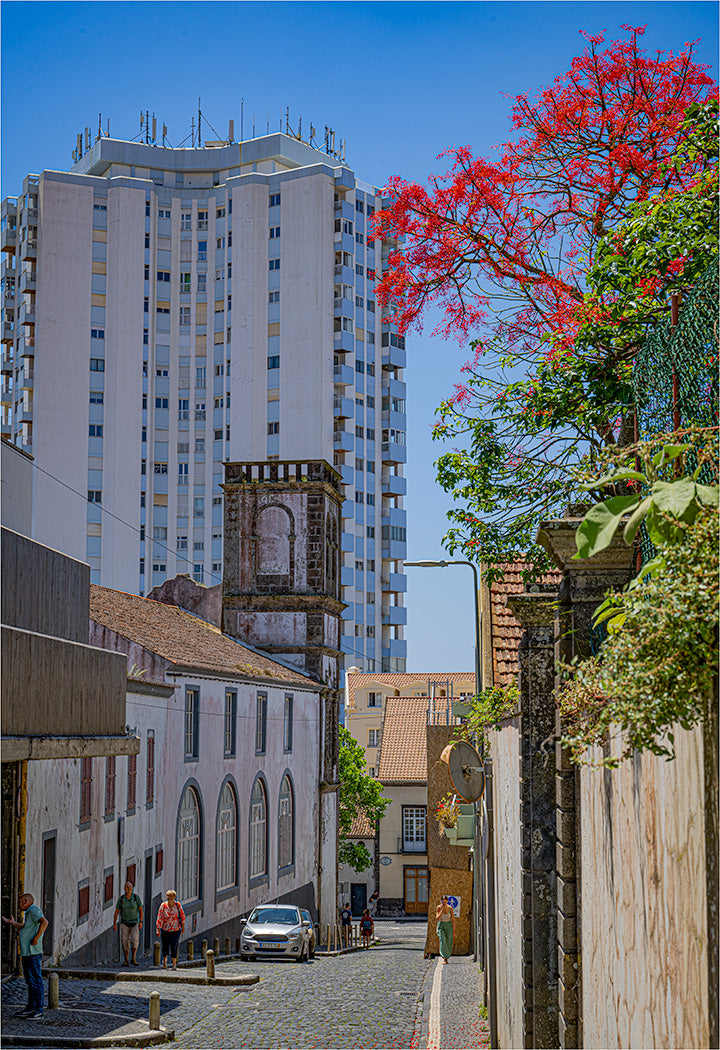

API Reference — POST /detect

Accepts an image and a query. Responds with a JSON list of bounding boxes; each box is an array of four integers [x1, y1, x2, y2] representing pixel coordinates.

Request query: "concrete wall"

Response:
[[490, 719, 524, 1050], [580, 724, 710, 1050], [2, 527, 89, 643], [1, 443, 32, 536]]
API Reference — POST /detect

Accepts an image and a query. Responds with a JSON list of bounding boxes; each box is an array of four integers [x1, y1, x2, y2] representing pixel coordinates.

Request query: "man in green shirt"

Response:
[[113, 882, 143, 965], [2, 892, 48, 1017]]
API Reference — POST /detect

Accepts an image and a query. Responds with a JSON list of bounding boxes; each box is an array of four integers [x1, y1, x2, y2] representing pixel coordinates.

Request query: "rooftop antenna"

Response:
[[298, 115, 302, 141], [252, 114, 255, 138], [198, 97, 202, 146], [107, 117, 110, 138], [97, 112, 102, 142], [77, 132, 83, 159], [162, 123, 167, 147], [286, 107, 290, 135], [241, 99, 244, 141], [228, 119, 234, 143], [152, 115, 157, 144], [85, 127, 91, 151], [190, 116, 195, 148], [310, 124, 316, 147], [266, 111, 269, 135]]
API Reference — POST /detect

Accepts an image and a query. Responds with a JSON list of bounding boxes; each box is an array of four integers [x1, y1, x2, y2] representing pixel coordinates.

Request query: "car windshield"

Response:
[[249, 907, 299, 925]]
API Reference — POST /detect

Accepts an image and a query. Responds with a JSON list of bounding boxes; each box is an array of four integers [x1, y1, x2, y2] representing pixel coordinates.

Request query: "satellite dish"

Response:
[[440, 741, 485, 802]]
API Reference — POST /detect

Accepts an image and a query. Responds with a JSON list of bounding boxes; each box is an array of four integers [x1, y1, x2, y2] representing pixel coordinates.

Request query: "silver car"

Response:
[[240, 905, 314, 962]]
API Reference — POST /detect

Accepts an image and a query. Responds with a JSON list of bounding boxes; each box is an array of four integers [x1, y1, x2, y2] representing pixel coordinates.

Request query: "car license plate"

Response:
[[259, 942, 281, 949]]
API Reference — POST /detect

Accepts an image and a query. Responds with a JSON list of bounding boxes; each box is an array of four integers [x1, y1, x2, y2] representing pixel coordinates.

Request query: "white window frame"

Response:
[[278, 775, 293, 869], [177, 786, 201, 902], [216, 782, 237, 891], [250, 780, 267, 879], [402, 806, 427, 853]]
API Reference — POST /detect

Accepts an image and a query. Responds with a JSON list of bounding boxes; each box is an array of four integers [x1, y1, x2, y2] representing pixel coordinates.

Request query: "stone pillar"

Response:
[[507, 592, 558, 1050], [536, 515, 634, 1050]]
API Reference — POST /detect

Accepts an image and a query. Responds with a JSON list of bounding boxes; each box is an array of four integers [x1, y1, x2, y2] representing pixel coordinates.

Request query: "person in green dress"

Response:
[[436, 895, 455, 963]]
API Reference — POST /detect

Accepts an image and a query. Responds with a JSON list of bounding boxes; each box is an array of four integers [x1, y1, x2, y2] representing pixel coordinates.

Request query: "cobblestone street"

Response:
[[2, 920, 489, 1049]]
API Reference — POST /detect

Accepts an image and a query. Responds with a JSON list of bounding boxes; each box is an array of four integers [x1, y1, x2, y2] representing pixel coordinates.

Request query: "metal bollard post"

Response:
[[201, 939, 208, 958], [213, 937, 220, 957], [206, 948, 215, 979], [149, 991, 160, 1031], [187, 940, 194, 960], [48, 972, 59, 1010], [235, 937, 241, 954], [153, 941, 161, 966], [224, 936, 231, 956]]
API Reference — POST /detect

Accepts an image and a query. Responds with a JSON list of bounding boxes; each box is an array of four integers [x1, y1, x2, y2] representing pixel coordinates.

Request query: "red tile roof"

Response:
[[377, 696, 452, 783], [489, 563, 560, 685], [346, 670, 474, 710], [345, 812, 376, 838], [89, 585, 314, 688]]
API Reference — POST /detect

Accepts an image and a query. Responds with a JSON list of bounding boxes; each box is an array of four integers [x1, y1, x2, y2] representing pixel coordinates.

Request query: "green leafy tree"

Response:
[[338, 727, 389, 872]]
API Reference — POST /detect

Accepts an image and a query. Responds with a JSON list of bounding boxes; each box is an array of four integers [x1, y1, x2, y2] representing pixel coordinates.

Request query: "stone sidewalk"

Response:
[[421, 952, 491, 1050]]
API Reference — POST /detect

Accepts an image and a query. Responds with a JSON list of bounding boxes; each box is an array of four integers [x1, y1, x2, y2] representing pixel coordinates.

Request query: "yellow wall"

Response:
[[378, 784, 428, 899]]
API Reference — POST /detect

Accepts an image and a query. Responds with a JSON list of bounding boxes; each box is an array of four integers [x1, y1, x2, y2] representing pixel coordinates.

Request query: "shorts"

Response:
[[120, 923, 139, 953]]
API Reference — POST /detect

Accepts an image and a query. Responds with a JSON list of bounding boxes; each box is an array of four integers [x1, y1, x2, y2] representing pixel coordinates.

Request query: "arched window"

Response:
[[177, 785, 201, 902], [278, 775, 294, 870], [216, 782, 237, 891], [250, 779, 267, 879]]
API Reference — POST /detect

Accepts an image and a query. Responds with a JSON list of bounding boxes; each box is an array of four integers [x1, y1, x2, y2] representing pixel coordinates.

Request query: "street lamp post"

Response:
[[404, 560, 482, 698], [405, 558, 497, 1049]]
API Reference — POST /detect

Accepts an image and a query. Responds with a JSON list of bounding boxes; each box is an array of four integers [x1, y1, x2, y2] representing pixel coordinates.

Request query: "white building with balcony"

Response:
[[0, 131, 407, 673]]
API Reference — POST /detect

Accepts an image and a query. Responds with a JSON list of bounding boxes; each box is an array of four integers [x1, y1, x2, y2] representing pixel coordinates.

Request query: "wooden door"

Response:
[[404, 866, 429, 914]]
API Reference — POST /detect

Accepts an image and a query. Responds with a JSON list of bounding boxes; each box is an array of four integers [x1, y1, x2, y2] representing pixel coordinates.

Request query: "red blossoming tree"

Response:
[[373, 27, 717, 577]]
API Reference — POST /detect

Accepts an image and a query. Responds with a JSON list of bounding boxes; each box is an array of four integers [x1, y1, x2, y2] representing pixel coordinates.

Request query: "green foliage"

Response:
[[432, 101, 718, 581], [575, 439, 719, 559], [435, 793, 460, 832], [560, 507, 719, 765], [338, 727, 389, 873], [455, 685, 520, 752]]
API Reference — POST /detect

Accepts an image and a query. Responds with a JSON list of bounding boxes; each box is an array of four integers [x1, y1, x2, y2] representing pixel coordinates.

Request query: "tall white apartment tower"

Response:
[[0, 133, 407, 672]]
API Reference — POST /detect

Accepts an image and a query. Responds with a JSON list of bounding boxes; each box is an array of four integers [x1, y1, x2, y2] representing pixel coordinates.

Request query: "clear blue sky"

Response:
[[2, 1, 717, 673]]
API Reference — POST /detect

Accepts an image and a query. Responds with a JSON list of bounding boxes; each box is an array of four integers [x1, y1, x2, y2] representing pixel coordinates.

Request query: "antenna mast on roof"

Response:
[[198, 98, 202, 146]]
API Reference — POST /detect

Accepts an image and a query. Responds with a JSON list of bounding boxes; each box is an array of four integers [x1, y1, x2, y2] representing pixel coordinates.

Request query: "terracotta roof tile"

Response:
[[89, 585, 314, 688], [346, 670, 473, 710], [489, 562, 560, 686], [345, 812, 376, 838], [376, 696, 452, 783]]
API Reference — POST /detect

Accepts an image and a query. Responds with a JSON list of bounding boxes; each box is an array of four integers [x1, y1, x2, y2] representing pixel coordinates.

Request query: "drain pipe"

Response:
[[485, 762, 498, 1050]]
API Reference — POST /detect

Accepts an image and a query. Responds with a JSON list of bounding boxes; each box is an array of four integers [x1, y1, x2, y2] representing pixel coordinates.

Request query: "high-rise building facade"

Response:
[[1, 132, 407, 672]]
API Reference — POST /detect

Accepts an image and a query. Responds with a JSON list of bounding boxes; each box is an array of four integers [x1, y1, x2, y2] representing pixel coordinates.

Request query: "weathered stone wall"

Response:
[[490, 718, 524, 1050], [580, 724, 710, 1050]]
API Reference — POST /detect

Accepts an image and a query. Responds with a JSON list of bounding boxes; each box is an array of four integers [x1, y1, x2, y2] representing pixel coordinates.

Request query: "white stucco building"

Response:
[[21, 585, 334, 964], [0, 130, 407, 675]]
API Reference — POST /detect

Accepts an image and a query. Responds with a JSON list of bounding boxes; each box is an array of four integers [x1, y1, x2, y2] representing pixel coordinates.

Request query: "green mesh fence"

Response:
[[633, 257, 719, 435], [632, 256, 719, 565]]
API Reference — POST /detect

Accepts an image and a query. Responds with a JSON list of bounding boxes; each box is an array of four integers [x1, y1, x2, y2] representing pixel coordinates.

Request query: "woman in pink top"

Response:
[[155, 890, 185, 969]]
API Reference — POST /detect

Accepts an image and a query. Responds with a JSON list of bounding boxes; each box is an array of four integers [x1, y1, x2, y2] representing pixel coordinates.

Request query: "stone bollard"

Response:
[[213, 937, 220, 957], [201, 939, 208, 958], [149, 991, 160, 1031], [326, 924, 330, 952], [48, 972, 59, 1010], [235, 937, 241, 954], [187, 940, 194, 960], [206, 948, 215, 979], [224, 936, 231, 956], [153, 941, 161, 966]]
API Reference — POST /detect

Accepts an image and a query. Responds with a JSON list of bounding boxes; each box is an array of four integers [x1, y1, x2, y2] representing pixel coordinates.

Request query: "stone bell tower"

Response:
[[221, 458, 344, 690], [222, 459, 344, 935]]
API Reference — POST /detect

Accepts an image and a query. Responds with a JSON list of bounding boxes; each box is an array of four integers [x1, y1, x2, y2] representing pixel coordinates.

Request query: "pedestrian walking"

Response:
[[368, 889, 379, 918], [339, 901, 352, 948], [156, 890, 185, 969], [2, 892, 48, 1017], [113, 881, 143, 965], [360, 908, 374, 948], [435, 895, 455, 963]]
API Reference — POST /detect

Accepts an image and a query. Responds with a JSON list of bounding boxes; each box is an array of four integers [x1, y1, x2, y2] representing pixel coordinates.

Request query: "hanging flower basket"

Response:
[[435, 793, 460, 834]]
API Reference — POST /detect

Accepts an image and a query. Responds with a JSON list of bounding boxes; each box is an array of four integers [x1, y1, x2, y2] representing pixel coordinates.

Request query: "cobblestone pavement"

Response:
[[2, 920, 441, 1049]]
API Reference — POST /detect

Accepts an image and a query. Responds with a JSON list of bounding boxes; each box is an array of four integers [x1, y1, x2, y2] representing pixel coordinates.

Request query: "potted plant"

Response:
[[435, 794, 460, 839]]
